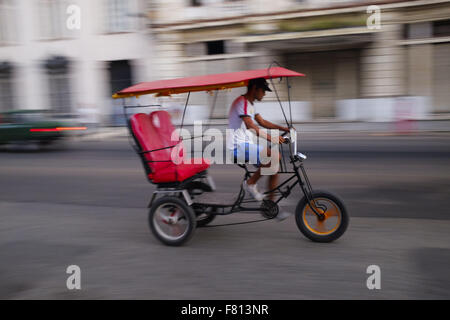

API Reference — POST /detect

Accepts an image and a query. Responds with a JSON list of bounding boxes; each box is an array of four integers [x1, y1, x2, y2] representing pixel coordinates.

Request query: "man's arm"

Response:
[[242, 116, 284, 144], [255, 114, 290, 132]]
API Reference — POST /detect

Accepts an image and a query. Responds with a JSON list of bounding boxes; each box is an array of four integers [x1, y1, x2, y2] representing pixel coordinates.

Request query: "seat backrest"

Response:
[[149, 110, 184, 158], [130, 113, 173, 172]]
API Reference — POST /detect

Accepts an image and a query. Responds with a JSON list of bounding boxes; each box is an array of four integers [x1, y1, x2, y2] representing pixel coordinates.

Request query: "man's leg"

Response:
[[247, 144, 271, 185], [242, 143, 266, 201], [247, 167, 261, 185], [248, 146, 280, 201], [268, 174, 278, 201], [267, 149, 282, 201]]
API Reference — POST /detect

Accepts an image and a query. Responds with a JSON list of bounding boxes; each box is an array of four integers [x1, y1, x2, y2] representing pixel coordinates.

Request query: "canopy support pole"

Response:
[[267, 62, 290, 129], [286, 77, 293, 127], [205, 90, 219, 133], [179, 91, 191, 136]]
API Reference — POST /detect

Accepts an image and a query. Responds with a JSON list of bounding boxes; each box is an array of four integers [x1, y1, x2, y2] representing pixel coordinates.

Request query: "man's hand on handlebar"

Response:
[[267, 128, 295, 144], [266, 134, 284, 144]]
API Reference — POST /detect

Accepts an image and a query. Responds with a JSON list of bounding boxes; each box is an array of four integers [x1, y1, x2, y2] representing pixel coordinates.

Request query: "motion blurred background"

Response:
[[0, 0, 449, 127], [1, 0, 450, 300]]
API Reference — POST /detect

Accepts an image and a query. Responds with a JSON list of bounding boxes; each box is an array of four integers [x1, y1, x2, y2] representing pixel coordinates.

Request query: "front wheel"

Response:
[[295, 190, 349, 243], [149, 196, 197, 246]]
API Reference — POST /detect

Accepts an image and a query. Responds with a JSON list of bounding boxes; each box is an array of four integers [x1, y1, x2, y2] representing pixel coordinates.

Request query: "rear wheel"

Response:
[[295, 190, 349, 243], [149, 196, 196, 246], [195, 207, 217, 228]]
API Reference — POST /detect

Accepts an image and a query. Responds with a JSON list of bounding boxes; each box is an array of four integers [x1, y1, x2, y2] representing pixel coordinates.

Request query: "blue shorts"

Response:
[[233, 142, 263, 166]]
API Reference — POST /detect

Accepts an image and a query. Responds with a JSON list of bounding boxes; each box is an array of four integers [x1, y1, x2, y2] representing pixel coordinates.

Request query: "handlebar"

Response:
[[268, 127, 306, 161], [281, 129, 295, 144], [268, 128, 296, 146]]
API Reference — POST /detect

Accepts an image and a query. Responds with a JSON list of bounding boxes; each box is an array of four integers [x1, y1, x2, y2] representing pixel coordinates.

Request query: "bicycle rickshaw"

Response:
[[113, 66, 349, 246]]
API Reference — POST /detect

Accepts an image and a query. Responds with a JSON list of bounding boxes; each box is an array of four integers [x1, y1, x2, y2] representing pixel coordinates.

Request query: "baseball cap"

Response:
[[248, 78, 272, 92]]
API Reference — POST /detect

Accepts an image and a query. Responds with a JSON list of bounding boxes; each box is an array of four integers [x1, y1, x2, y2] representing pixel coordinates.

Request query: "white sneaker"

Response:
[[243, 181, 264, 201]]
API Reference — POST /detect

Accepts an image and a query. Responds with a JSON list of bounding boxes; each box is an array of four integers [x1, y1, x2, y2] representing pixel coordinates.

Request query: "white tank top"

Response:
[[227, 95, 257, 150]]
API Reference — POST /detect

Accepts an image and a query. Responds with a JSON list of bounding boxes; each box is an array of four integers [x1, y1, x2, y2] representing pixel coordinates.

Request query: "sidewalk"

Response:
[[75, 119, 450, 141]]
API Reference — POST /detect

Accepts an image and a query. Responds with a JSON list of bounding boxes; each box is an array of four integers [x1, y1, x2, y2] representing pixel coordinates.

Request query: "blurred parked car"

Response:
[[0, 110, 86, 147]]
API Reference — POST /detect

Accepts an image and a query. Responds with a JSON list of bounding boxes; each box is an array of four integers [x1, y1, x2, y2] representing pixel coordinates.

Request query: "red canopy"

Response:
[[112, 67, 304, 98]]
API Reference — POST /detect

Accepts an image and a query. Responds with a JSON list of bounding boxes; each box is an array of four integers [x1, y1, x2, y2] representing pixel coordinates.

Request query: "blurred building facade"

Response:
[[0, 0, 153, 125], [0, 0, 449, 125], [149, 0, 450, 122]]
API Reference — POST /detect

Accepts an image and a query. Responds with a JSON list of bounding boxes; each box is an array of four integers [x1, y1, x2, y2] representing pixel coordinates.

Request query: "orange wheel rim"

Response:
[[302, 198, 341, 235]]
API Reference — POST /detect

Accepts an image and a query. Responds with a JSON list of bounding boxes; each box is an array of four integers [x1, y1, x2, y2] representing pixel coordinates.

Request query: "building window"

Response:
[[0, 61, 15, 111], [405, 22, 432, 39], [106, 0, 133, 33], [0, 0, 17, 45], [206, 40, 225, 55], [38, 0, 73, 39], [434, 19, 450, 37], [44, 56, 72, 115], [190, 0, 203, 7], [108, 60, 133, 125]]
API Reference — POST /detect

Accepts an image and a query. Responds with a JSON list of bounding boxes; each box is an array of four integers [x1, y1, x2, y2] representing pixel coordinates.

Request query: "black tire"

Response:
[[38, 140, 53, 146], [295, 190, 349, 243], [195, 208, 217, 228], [186, 181, 212, 195], [149, 196, 197, 246], [186, 181, 217, 227], [37, 138, 66, 151]]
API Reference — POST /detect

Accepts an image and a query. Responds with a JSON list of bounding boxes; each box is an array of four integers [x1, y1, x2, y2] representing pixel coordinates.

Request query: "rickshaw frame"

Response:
[[115, 65, 348, 245], [121, 99, 323, 221]]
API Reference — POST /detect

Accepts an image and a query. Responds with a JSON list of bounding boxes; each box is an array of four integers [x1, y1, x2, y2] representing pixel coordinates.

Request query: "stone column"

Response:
[[154, 32, 184, 80], [360, 24, 406, 98]]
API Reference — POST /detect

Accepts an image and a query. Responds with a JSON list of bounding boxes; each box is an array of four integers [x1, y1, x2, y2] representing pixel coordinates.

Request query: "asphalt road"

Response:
[[0, 132, 449, 299]]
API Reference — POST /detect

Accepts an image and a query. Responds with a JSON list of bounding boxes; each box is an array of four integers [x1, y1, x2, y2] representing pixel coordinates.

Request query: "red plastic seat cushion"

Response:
[[130, 111, 210, 183], [149, 158, 210, 183], [130, 113, 174, 171], [149, 111, 184, 158]]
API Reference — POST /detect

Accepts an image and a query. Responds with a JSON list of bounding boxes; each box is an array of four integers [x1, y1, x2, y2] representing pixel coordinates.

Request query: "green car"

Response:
[[0, 110, 86, 146]]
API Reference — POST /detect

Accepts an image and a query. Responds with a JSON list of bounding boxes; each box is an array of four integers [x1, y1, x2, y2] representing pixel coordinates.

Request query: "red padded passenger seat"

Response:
[[130, 111, 210, 183]]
